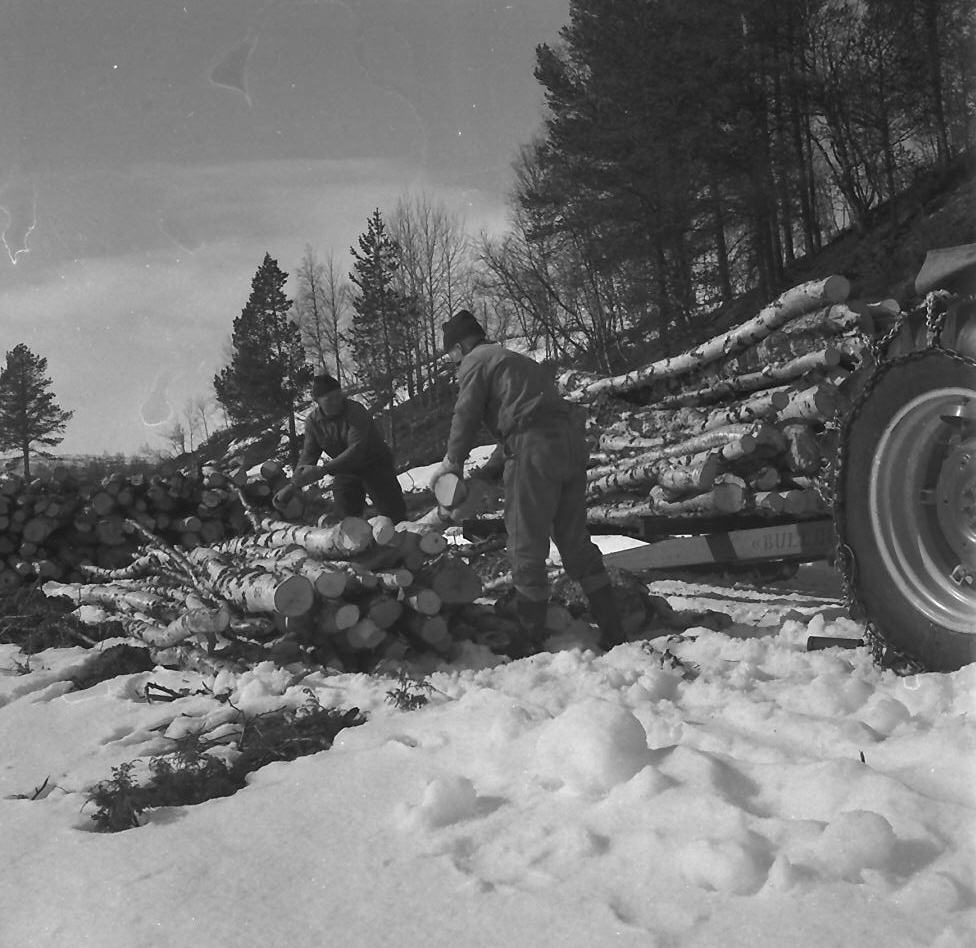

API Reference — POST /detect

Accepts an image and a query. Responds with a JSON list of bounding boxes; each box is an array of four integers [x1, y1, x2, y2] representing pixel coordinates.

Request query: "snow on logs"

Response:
[[567, 275, 880, 524]]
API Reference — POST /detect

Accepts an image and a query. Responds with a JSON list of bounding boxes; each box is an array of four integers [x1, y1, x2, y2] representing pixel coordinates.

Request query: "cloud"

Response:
[[0, 157, 510, 455]]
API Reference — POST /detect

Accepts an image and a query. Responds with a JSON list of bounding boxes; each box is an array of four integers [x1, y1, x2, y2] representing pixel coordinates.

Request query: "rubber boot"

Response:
[[586, 584, 627, 650], [510, 593, 549, 658]]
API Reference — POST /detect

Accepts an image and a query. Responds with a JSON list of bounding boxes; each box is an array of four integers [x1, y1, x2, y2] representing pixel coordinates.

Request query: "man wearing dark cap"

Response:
[[274, 372, 407, 522], [429, 309, 624, 654]]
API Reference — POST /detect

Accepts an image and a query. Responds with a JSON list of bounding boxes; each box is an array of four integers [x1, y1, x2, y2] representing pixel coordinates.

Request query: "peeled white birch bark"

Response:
[[115, 605, 232, 648], [648, 479, 746, 516], [650, 347, 843, 409], [565, 275, 850, 401], [42, 580, 177, 615], [188, 548, 315, 616], [586, 451, 722, 495], [251, 516, 374, 558], [699, 387, 792, 431]]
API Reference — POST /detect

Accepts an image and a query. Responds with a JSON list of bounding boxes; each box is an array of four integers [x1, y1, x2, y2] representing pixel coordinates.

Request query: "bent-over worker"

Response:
[[429, 309, 625, 653], [274, 372, 407, 523]]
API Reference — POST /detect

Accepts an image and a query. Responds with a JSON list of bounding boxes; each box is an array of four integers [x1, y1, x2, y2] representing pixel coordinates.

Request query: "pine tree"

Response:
[[0, 343, 73, 479], [529, 0, 751, 335], [213, 253, 312, 464], [347, 210, 414, 455]]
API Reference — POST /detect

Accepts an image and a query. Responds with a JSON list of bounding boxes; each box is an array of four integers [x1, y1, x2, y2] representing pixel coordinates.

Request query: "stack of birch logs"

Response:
[[0, 459, 302, 593], [40, 505, 535, 672], [558, 275, 892, 526]]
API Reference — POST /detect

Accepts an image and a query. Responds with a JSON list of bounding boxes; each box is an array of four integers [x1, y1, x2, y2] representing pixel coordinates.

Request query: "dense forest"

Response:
[[15, 0, 968, 472], [312, 0, 975, 407], [490, 0, 974, 366]]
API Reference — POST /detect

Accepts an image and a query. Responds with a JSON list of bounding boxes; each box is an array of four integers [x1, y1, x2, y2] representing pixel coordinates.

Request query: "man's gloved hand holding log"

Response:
[[272, 482, 298, 512], [427, 457, 462, 493]]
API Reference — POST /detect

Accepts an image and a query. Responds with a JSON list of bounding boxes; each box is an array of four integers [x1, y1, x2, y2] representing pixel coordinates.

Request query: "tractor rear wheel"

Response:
[[839, 348, 976, 671]]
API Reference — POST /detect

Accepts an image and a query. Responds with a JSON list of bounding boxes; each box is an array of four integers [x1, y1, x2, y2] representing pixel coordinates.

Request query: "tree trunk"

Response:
[[188, 548, 315, 616], [651, 348, 843, 409], [566, 276, 850, 400], [252, 516, 374, 558]]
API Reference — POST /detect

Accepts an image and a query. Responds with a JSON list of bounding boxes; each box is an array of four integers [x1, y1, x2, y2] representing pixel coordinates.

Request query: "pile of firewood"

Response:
[[0, 460, 299, 593], [39, 507, 544, 672], [560, 275, 894, 525]]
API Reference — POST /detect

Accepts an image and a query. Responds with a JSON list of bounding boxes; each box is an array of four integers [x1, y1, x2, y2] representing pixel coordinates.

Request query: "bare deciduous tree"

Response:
[[293, 244, 351, 385], [390, 193, 480, 394]]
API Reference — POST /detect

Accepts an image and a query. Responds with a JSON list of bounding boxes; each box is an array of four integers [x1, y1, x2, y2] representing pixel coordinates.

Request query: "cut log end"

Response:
[[433, 473, 467, 509], [822, 274, 851, 305], [273, 574, 316, 617]]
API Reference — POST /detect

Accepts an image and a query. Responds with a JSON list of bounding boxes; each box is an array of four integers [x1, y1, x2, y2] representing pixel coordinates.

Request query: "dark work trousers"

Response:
[[503, 413, 609, 601], [331, 466, 407, 523]]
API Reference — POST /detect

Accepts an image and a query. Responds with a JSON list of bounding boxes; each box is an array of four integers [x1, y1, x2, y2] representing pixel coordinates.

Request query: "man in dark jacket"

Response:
[[429, 309, 624, 653], [274, 372, 407, 522]]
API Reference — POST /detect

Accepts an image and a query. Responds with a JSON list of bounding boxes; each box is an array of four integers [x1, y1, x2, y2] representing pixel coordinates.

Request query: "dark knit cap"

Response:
[[442, 309, 486, 353], [311, 372, 341, 397]]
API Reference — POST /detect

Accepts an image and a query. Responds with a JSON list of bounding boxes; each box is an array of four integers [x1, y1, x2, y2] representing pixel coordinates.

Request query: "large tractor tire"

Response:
[[838, 346, 976, 671]]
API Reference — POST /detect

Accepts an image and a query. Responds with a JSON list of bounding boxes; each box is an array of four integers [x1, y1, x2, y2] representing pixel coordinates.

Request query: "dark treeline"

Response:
[[485, 0, 974, 369], [211, 0, 974, 458]]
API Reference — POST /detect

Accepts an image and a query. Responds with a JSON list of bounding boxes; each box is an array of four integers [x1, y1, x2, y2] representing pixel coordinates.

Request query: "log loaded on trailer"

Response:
[[460, 244, 976, 673]]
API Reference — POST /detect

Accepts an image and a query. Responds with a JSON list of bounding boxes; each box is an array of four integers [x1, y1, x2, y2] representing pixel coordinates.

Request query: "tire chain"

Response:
[[832, 292, 976, 675]]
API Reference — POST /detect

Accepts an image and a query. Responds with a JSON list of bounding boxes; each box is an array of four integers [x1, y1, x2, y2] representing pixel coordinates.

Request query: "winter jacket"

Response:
[[445, 342, 572, 468], [298, 398, 394, 476]]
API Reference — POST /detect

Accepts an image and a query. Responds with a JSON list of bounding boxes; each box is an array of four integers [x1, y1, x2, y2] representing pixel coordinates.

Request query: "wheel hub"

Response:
[[935, 433, 976, 568], [869, 387, 976, 633]]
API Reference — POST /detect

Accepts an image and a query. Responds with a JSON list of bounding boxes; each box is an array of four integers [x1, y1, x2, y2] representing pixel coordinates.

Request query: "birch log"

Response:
[[316, 600, 361, 636], [402, 586, 442, 616], [699, 387, 792, 431], [598, 424, 764, 463], [346, 591, 402, 629], [188, 548, 315, 616], [782, 301, 874, 336], [346, 617, 386, 650], [413, 556, 483, 604], [650, 347, 844, 409], [394, 521, 450, 554], [779, 422, 824, 474], [598, 433, 665, 452], [402, 611, 452, 651], [565, 275, 850, 401], [42, 580, 179, 614], [77, 550, 169, 581], [117, 605, 232, 648], [251, 516, 374, 558], [744, 465, 781, 491], [368, 516, 397, 546], [773, 380, 848, 424], [586, 451, 722, 495], [648, 479, 746, 516]]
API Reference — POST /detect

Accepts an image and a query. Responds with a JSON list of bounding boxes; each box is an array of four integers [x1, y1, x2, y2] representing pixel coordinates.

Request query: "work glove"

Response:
[[272, 483, 297, 511], [427, 457, 461, 493]]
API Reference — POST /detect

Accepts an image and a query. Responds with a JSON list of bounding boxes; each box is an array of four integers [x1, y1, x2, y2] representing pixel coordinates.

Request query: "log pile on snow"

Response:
[[0, 458, 303, 593], [39, 504, 545, 672], [559, 275, 891, 526]]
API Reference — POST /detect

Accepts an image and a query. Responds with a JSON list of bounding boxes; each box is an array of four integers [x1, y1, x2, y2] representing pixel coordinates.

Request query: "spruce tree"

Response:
[[0, 343, 74, 479], [347, 210, 414, 454], [213, 253, 312, 463]]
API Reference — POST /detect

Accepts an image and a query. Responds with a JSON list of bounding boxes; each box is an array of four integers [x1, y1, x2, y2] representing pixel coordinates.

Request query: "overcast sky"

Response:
[[0, 0, 568, 456]]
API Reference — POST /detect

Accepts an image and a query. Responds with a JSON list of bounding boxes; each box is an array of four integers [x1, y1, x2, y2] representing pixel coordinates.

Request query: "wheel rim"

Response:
[[869, 386, 976, 634]]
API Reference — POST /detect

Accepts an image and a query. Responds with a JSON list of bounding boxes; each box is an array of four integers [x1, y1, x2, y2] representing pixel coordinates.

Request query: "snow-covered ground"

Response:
[[2, 553, 974, 947]]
